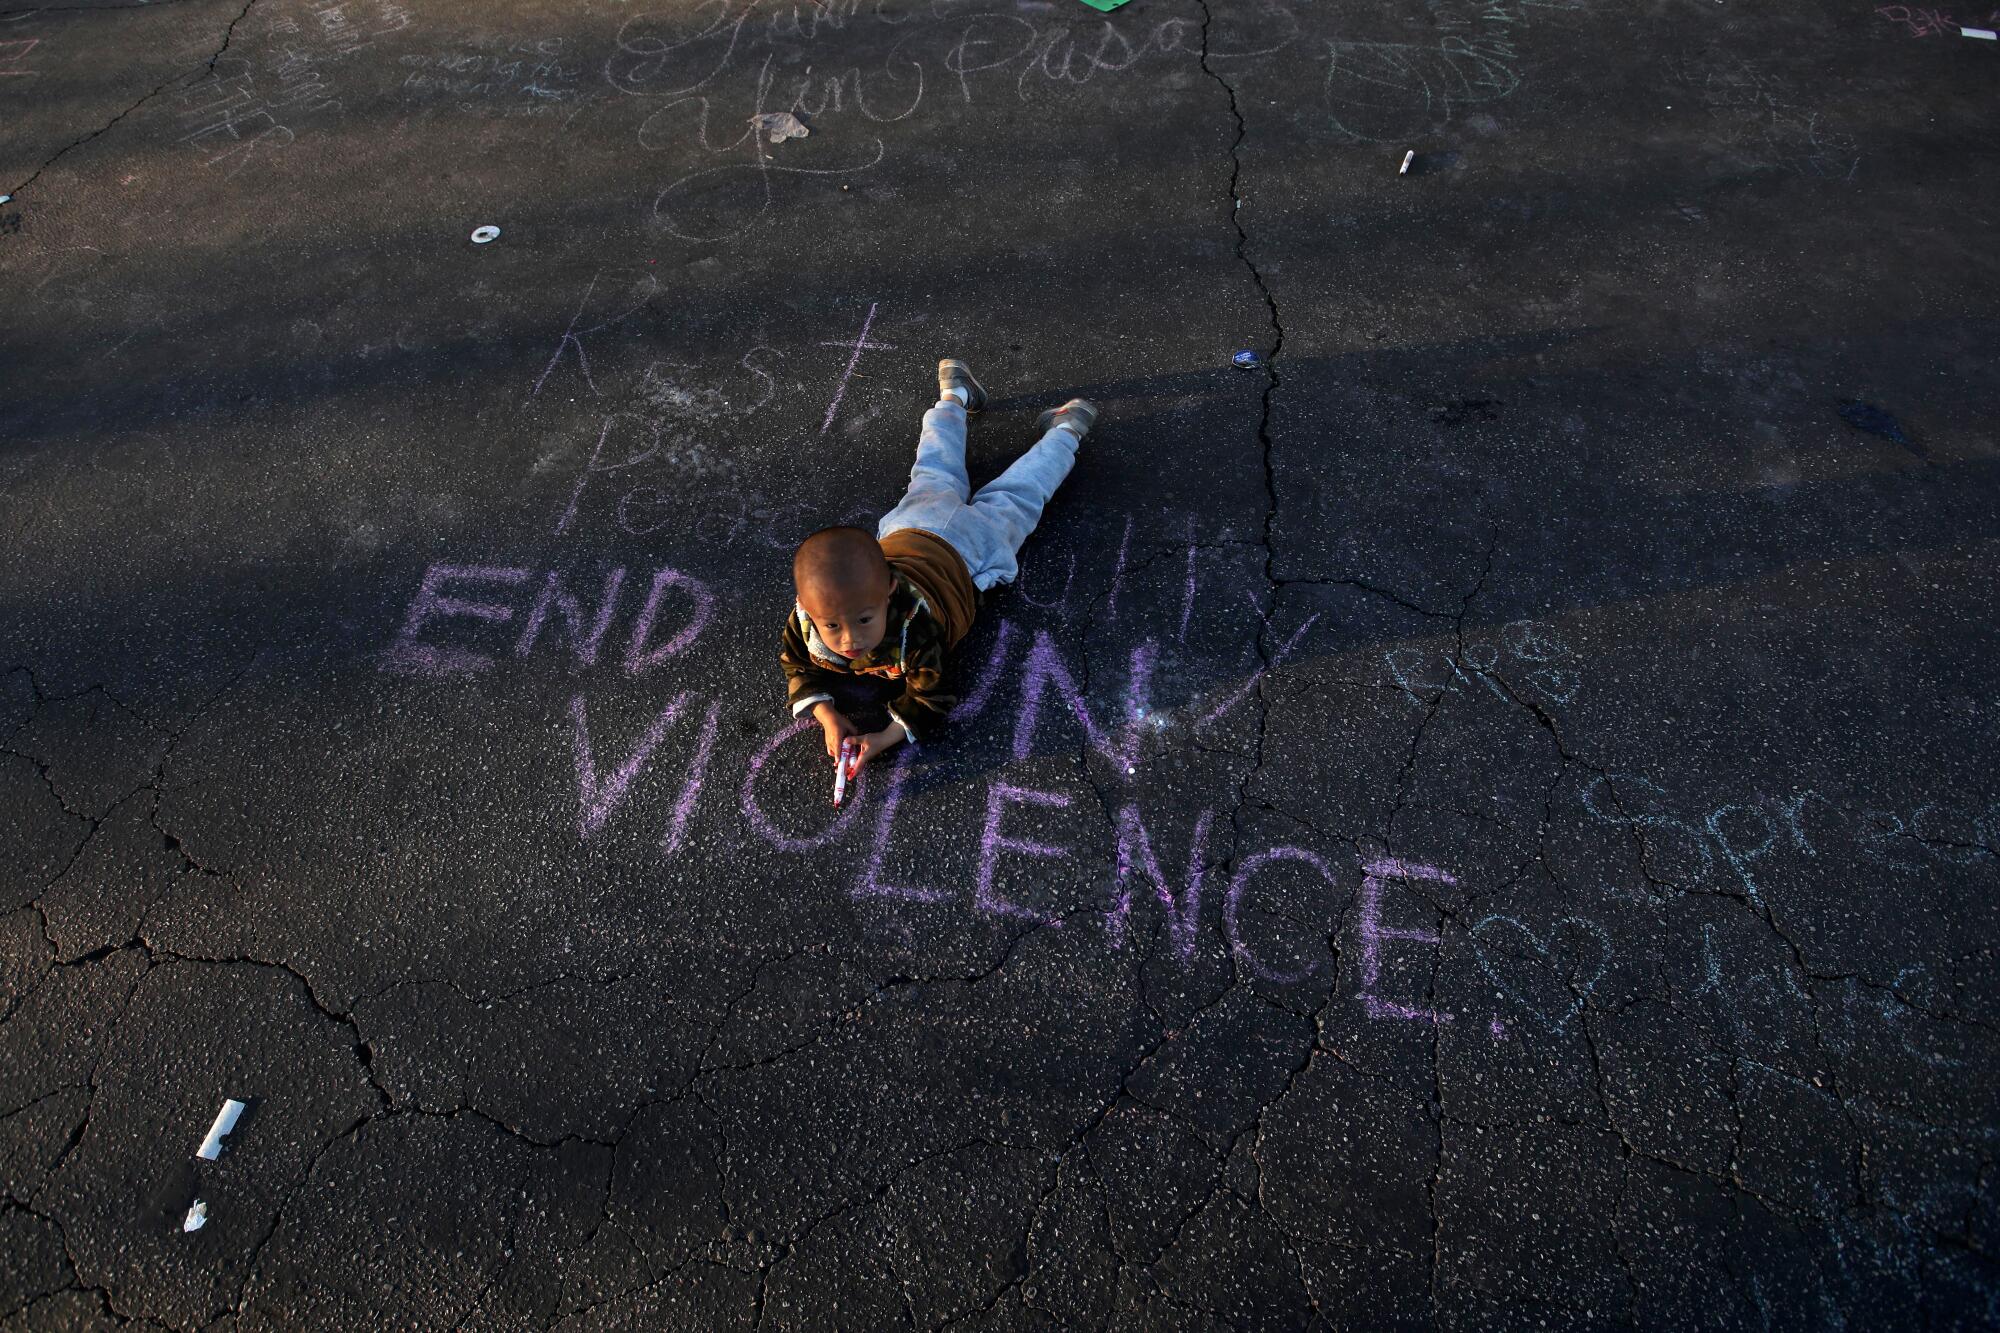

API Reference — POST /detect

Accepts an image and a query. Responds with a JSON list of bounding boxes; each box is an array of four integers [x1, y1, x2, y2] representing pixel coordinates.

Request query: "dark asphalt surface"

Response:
[[3, 0, 1998, 1326]]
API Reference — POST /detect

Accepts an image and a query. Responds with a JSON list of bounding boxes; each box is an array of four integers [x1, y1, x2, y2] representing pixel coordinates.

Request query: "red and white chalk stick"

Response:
[[832, 738, 860, 806]]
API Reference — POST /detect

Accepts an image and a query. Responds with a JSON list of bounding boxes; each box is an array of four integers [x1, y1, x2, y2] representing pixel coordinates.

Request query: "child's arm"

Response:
[[852, 716, 907, 767], [857, 638, 954, 762], [780, 616, 851, 753]]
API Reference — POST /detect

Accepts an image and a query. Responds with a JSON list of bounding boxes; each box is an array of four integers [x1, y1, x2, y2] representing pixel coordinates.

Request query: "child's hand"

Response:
[[813, 703, 856, 758], [853, 721, 908, 767]]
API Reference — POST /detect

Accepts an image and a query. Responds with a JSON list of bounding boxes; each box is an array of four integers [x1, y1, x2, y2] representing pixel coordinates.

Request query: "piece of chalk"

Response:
[[195, 1099, 246, 1160], [0, 194, 11, 205], [1399, 150, 1415, 175], [832, 738, 858, 807], [183, 1200, 208, 1233], [1963, 26, 1997, 37]]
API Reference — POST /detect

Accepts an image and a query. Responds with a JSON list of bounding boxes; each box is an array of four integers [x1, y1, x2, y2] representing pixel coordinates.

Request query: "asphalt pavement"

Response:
[[2, 0, 1998, 1326]]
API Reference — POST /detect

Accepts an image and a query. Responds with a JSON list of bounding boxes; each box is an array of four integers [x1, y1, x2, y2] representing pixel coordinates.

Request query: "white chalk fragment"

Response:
[[1962, 25, 1997, 37], [1399, 150, 1415, 175], [183, 1200, 208, 1233], [195, 1099, 246, 1160], [0, 194, 11, 205]]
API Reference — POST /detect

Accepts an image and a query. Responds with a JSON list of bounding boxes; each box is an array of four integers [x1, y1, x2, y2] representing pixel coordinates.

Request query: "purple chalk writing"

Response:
[[1356, 857, 1456, 1023], [626, 567, 714, 673], [531, 270, 662, 402], [0, 37, 40, 77], [974, 782, 1071, 922], [741, 717, 862, 853], [1196, 612, 1320, 728], [1017, 551, 1078, 616], [819, 301, 893, 433], [853, 746, 946, 902], [1178, 524, 1197, 643], [572, 692, 686, 840], [662, 699, 721, 856], [516, 568, 626, 666], [384, 562, 712, 680], [1875, 4, 1959, 35], [1224, 847, 1334, 984], [1012, 630, 1154, 772], [1103, 516, 1132, 622], [1106, 805, 1211, 958], [950, 619, 1018, 724], [383, 564, 529, 676]]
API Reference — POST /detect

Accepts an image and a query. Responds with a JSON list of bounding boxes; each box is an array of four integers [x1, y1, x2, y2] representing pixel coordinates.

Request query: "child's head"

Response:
[[793, 526, 895, 658]]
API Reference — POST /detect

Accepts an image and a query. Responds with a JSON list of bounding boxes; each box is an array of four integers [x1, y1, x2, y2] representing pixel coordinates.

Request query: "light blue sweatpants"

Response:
[[877, 399, 1079, 591]]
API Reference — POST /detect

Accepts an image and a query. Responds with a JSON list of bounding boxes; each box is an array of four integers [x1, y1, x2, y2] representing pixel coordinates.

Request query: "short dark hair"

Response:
[[793, 526, 891, 600]]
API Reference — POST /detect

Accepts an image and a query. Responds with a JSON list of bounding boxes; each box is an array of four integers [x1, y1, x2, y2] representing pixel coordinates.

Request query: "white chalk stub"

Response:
[[470, 225, 501, 244], [183, 1200, 208, 1233], [1963, 26, 1997, 37], [1399, 150, 1415, 175], [195, 1099, 246, 1160]]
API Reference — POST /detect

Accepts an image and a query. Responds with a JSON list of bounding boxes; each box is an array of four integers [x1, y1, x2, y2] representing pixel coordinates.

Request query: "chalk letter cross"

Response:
[[820, 302, 894, 433]]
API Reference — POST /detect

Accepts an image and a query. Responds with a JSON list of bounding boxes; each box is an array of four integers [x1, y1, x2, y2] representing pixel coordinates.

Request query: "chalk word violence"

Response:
[[377, 556, 1991, 1067]]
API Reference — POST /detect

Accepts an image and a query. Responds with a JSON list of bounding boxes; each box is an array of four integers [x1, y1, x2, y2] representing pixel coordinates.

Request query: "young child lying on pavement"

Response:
[[781, 358, 1099, 767]]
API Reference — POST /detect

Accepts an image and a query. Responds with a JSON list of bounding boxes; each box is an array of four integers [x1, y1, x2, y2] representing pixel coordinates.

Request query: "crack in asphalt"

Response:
[[0, 950, 153, 1324], [1280, 574, 1456, 622], [1189, 0, 1297, 941], [0, 928, 399, 1323], [198, 0, 256, 73], [0, 1259, 147, 1329], [1380, 533, 1497, 860], [446, 1159, 534, 1332], [1193, 0, 1284, 593], [4, 0, 260, 200], [6, 657, 251, 966], [1450, 651, 1893, 1193], [743, 1136, 1017, 1330]]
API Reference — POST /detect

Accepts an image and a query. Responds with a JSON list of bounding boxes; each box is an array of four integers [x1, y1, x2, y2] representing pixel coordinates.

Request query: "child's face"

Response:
[[798, 579, 892, 658]]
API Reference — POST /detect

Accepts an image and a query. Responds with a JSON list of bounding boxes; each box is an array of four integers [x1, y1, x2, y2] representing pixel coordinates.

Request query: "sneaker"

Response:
[[1035, 397, 1098, 440], [937, 358, 987, 414]]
